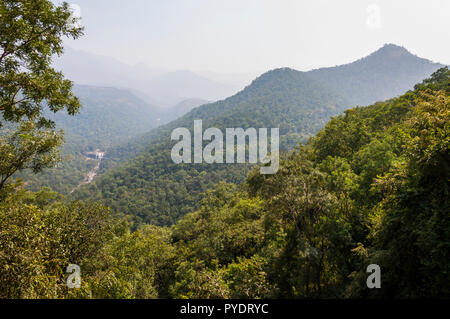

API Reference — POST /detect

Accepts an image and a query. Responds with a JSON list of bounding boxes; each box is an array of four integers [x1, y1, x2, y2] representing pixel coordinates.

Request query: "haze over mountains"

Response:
[[68, 44, 445, 226], [3, 0, 448, 300], [161, 98, 210, 123], [53, 47, 246, 106]]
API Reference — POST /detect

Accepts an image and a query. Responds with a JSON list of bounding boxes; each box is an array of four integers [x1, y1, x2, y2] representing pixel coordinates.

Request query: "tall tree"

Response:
[[0, 0, 83, 191]]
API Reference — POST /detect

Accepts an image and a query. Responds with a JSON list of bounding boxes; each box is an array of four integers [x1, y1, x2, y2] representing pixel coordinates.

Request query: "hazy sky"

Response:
[[55, 0, 450, 74]]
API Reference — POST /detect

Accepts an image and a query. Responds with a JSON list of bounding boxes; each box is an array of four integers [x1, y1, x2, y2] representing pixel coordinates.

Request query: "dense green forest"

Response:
[[72, 53, 444, 227], [2, 68, 448, 298], [99, 44, 442, 171], [0, 0, 448, 300], [12, 44, 442, 210], [71, 68, 350, 226], [307, 43, 443, 106]]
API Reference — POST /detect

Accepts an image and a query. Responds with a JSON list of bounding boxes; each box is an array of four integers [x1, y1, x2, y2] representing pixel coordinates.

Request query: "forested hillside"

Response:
[[165, 67, 449, 298], [14, 85, 161, 194], [3, 68, 448, 298], [99, 44, 445, 167], [307, 43, 443, 106], [72, 45, 445, 227], [71, 69, 349, 226]]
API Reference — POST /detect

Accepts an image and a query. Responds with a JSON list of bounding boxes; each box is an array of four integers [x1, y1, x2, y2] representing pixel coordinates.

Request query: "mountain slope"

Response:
[[71, 44, 446, 227], [167, 67, 450, 299], [48, 85, 162, 146], [307, 44, 444, 106], [18, 85, 161, 194], [146, 70, 238, 105], [54, 47, 242, 105], [71, 69, 349, 226]]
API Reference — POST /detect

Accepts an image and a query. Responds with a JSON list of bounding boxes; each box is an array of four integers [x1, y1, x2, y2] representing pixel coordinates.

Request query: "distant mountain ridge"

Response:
[[108, 44, 444, 160], [307, 44, 444, 105], [161, 98, 210, 123], [53, 47, 243, 106]]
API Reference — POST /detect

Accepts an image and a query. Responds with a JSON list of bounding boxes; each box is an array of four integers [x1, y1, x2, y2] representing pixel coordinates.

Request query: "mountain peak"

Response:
[[248, 67, 305, 87], [306, 44, 443, 106], [371, 43, 412, 58]]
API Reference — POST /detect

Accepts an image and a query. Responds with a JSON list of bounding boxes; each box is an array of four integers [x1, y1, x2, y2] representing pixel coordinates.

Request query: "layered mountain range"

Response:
[[67, 44, 444, 226]]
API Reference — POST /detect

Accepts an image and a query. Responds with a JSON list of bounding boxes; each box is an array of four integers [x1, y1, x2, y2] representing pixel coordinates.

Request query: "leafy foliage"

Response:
[[0, 0, 82, 190], [0, 3, 448, 298], [1, 68, 448, 299]]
